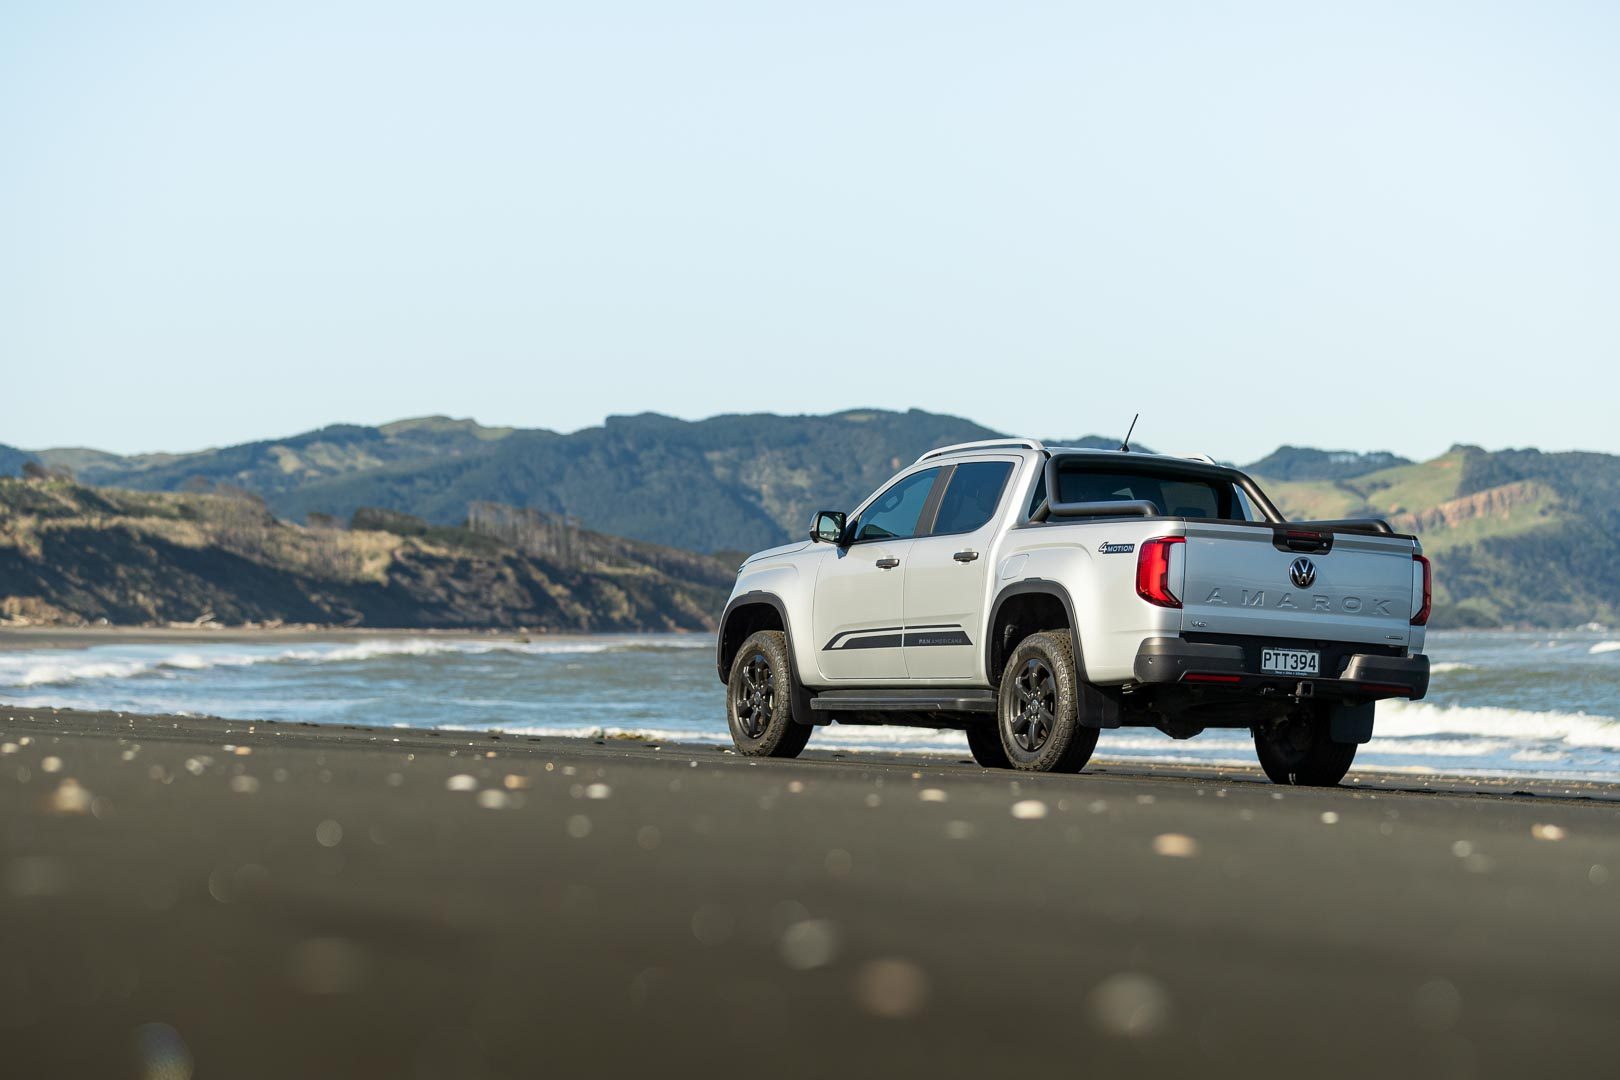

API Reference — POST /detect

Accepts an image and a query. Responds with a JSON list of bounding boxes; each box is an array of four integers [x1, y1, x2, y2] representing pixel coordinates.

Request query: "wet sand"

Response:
[[3, 704, 1618, 1079]]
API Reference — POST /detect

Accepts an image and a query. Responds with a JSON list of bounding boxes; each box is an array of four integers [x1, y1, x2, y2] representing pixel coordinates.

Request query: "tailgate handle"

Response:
[[1274, 529, 1333, 554]]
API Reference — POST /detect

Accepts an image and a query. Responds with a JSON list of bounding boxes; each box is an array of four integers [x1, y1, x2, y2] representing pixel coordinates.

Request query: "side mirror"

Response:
[[809, 510, 847, 545]]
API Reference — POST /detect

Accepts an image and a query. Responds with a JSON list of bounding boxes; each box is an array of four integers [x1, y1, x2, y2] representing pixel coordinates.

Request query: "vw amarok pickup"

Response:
[[717, 439, 1431, 785]]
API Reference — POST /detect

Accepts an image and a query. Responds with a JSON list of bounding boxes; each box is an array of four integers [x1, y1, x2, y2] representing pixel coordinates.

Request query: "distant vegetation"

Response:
[[1253, 446, 1620, 628], [0, 478, 728, 631], [1243, 446, 1412, 482], [6, 412, 1619, 629]]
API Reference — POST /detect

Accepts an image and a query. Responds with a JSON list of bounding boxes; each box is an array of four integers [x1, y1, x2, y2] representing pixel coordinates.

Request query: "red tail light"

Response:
[[1412, 554, 1432, 626], [1136, 536, 1185, 608]]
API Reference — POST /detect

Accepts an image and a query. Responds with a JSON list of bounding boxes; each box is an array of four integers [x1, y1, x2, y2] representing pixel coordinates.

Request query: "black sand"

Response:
[[3, 704, 1617, 1078]]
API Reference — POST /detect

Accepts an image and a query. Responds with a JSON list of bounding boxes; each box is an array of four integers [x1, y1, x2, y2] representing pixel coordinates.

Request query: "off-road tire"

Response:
[[726, 631, 812, 758], [1253, 708, 1357, 786], [965, 721, 1011, 769], [997, 630, 1098, 773]]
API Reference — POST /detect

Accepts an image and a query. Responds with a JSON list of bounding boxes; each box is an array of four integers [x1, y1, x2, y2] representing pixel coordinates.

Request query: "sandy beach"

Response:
[[2, 702, 1617, 1078]]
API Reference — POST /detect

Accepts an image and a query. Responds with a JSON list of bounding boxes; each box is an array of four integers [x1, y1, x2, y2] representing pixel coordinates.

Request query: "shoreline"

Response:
[[0, 624, 709, 652], [6, 702, 1620, 803]]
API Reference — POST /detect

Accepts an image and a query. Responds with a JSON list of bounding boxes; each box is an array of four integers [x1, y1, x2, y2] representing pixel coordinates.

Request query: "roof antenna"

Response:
[[1118, 413, 1139, 453]]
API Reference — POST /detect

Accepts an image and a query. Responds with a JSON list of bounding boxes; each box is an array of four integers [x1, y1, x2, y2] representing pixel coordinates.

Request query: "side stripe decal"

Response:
[[822, 625, 973, 651]]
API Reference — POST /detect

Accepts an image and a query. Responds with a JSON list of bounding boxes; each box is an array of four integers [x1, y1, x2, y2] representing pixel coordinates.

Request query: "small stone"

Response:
[[853, 958, 930, 1019], [1010, 800, 1048, 820], [1088, 972, 1171, 1037], [47, 778, 92, 814], [780, 918, 840, 970], [1152, 834, 1199, 858], [1530, 823, 1567, 842], [445, 774, 477, 792]]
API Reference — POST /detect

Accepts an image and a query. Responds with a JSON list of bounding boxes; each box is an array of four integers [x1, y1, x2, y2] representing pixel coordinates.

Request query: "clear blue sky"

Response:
[[3, 1, 1616, 463]]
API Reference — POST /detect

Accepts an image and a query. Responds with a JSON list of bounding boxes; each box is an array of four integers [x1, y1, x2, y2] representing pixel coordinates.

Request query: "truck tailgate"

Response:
[[1179, 523, 1417, 648]]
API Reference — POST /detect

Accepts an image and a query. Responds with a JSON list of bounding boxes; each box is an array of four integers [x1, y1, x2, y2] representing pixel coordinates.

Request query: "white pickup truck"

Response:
[[716, 439, 1432, 785]]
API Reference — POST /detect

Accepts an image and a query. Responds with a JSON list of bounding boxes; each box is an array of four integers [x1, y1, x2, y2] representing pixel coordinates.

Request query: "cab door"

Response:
[[812, 466, 943, 681], [902, 459, 1016, 681]]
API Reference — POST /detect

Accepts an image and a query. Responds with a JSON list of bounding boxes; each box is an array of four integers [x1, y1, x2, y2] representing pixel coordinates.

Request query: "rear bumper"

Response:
[[1132, 636, 1429, 702]]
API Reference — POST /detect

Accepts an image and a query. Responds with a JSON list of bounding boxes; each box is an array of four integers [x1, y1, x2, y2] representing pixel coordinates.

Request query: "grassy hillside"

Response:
[[33, 416, 527, 497], [0, 478, 728, 631], [1243, 446, 1412, 481], [14, 410, 1620, 628], [269, 409, 1005, 553], [1254, 447, 1615, 628]]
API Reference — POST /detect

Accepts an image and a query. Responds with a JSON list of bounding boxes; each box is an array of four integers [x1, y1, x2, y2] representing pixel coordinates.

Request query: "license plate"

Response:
[[1261, 648, 1320, 676]]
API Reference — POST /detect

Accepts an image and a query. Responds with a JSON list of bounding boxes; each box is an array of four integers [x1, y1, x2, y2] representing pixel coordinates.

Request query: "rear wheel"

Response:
[[1253, 707, 1356, 786], [726, 631, 812, 758], [997, 631, 1098, 773], [965, 721, 1010, 768]]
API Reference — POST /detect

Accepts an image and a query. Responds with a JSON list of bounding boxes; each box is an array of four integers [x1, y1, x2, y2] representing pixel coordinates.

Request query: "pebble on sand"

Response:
[[853, 958, 930, 1019], [781, 919, 840, 970], [1088, 972, 1171, 1037], [1152, 834, 1199, 858], [47, 778, 93, 814]]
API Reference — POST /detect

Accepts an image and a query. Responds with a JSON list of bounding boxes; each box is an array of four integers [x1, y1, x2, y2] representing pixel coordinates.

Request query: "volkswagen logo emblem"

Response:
[[1289, 557, 1317, 590]]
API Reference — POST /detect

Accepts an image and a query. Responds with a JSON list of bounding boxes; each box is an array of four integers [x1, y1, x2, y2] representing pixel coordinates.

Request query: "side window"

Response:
[[931, 461, 1014, 535], [852, 468, 939, 542]]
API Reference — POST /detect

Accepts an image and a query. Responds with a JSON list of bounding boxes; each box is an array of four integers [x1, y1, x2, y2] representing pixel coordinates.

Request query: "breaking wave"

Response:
[[0, 635, 711, 689], [1590, 641, 1620, 655], [1375, 699, 1620, 750]]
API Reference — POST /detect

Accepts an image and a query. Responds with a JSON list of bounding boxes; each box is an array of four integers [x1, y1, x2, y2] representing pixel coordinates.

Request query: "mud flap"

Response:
[[1329, 701, 1376, 744]]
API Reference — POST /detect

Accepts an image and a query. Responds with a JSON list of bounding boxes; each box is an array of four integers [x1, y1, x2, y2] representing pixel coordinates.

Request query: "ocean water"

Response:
[[3, 631, 1620, 781]]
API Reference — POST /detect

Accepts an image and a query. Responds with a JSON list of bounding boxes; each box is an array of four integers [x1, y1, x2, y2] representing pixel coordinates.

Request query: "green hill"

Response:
[[12, 413, 1620, 628], [34, 416, 526, 497], [1252, 446, 1619, 628], [0, 478, 728, 631]]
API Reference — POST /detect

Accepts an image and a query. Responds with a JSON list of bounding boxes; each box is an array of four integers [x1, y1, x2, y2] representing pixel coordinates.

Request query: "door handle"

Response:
[[875, 557, 900, 569], [953, 550, 979, 563]]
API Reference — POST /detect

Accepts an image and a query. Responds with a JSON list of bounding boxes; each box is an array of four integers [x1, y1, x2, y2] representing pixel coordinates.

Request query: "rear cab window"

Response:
[[1047, 462, 1254, 522]]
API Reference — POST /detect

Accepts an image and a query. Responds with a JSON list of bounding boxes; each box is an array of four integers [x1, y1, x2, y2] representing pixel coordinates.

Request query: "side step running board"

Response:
[[809, 689, 996, 714]]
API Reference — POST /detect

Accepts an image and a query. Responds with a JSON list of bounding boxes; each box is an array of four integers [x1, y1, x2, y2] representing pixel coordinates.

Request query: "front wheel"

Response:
[[997, 630, 1098, 773], [726, 630, 812, 758], [1253, 707, 1357, 786]]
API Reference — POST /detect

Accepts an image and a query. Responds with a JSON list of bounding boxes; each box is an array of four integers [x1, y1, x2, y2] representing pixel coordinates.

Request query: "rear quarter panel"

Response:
[[998, 521, 1183, 683]]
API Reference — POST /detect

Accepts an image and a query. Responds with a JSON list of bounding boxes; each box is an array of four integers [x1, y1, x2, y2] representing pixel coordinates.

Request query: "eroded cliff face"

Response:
[[0, 479, 727, 630], [1390, 480, 1562, 536]]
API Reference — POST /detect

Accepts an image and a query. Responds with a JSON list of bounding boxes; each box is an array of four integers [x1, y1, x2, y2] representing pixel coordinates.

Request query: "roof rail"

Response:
[[1184, 453, 1218, 465], [914, 438, 1047, 465]]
